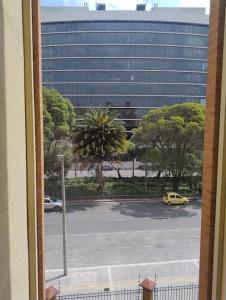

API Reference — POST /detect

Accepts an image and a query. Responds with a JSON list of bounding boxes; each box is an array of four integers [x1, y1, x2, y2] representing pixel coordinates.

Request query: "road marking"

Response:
[[46, 258, 199, 273], [46, 270, 199, 291], [65, 198, 201, 205], [107, 268, 114, 290], [65, 199, 163, 205], [45, 227, 200, 238]]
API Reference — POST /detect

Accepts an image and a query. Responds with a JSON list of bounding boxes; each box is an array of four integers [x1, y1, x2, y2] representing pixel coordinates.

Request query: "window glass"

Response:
[[42, 88, 204, 107], [42, 21, 208, 35], [42, 45, 208, 59], [43, 70, 206, 84], [42, 19, 207, 284], [42, 58, 207, 72], [42, 20, 208, 123], [42, 32, 208, 48], [44, 82, 205, 96]]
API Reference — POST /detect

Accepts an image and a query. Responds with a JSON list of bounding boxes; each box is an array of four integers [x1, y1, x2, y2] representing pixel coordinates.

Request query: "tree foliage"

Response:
[[132, 102, 205, 190], [43, 88, 76, 178], [73, 107, 127, 186]]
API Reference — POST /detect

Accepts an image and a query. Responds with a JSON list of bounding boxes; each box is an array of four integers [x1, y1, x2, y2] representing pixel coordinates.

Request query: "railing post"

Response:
[[140, 279, 156, 300], [45, 286, 60, 300]]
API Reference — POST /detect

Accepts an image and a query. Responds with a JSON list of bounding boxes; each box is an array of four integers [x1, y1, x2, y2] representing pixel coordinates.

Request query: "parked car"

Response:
[[102, 164, 113, 171], [163, 192, 188, 205], [44, 196, 63, 211]]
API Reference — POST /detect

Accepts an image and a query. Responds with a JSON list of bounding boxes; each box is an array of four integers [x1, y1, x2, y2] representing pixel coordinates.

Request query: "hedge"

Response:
[[45, 176, 201, 200]]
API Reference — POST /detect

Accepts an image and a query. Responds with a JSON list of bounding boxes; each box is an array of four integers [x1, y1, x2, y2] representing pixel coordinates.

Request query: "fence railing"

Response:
[[153, 284, 199, 300], [57, 288, 142, 300], [56, 284, 199, 300]]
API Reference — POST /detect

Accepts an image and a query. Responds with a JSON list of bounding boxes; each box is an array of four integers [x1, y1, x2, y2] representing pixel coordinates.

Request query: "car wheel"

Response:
[[183, 201, 187, 205], [167, 202, 172, 206], [54, 206, 61, 212]]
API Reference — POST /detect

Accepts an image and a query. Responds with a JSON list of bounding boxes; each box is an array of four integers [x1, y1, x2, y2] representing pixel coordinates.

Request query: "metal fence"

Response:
[[57, 285, 199, 300], [153, 284, 199, 300], [57, 288, 142, 300]]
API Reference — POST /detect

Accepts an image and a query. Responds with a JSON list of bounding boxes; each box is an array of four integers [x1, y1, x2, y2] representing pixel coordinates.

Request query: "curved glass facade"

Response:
[[41, 20, 208, 129]]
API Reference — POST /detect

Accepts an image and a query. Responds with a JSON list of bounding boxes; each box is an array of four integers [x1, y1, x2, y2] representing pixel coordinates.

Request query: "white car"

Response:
[[44, 196, 63, 211]]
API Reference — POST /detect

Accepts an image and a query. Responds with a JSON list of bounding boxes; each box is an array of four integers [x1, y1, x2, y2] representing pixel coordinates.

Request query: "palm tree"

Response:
[[73, 107, 127, 187]]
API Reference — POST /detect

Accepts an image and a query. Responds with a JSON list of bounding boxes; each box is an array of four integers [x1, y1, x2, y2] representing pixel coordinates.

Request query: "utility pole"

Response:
[[144, 147, 148, 192], [57, 154, 68, 276], [132, 145, 135, 179]]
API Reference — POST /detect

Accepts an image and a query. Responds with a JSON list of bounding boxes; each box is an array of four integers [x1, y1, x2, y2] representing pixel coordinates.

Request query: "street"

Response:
[[66, 161, 158, 178], [45, 199, 201, 293]]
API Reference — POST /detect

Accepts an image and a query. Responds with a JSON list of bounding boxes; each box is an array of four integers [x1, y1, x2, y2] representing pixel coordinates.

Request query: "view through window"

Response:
[[42, 1, 210, 298]]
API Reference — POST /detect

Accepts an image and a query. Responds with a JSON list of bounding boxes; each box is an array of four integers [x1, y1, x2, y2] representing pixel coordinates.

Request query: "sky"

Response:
[[41, 0, 210, 14]]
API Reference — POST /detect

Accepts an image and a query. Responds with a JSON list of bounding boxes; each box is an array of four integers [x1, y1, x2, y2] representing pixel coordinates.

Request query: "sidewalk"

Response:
[[45, 259, 199, 294]]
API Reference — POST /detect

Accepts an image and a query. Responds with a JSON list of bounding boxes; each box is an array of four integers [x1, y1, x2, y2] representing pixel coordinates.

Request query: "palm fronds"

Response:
[[73, 107, 127, 161]]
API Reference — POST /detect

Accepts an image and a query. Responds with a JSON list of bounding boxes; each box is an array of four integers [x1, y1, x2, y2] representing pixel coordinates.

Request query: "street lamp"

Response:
[[57, 154, 68, 276], [144, 147, 148, 193], [137, 145, 149, 192]]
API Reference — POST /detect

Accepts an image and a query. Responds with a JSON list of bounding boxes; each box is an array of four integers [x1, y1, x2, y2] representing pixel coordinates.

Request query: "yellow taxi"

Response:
[[163, 192, 188, 205]]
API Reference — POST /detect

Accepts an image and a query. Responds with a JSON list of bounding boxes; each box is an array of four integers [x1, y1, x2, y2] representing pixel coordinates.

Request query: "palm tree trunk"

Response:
[[100, 159, 104, 187], [96, 160, 104, 188]]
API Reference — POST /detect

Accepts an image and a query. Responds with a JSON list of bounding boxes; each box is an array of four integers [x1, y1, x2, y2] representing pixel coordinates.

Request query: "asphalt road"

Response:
[[45, 199, 201, 293], [67, 161, 157, 178]]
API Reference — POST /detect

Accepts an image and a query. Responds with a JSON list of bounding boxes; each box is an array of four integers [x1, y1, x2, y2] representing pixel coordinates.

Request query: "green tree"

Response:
[[43, 88, 76, 178], [73, 107, 127, 187], [110, 139, 130, 179], [132, 102, 205, 191]]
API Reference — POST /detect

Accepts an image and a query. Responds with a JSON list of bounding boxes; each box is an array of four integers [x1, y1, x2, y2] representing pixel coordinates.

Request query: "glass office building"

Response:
[[41, 6, 209, 130]]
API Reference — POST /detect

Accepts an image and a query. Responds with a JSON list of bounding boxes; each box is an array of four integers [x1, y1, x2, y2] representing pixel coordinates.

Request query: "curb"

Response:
[[66, 197, 200, 205]]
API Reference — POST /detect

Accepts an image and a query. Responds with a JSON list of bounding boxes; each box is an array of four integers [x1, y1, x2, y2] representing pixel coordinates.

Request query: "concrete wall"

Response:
[[0, 0, 35, 299], [41, 6, 209, 24]]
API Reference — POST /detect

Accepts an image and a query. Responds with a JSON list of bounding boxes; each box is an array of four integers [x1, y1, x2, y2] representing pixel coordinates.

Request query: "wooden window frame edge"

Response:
[[212, 9, 226, 300]]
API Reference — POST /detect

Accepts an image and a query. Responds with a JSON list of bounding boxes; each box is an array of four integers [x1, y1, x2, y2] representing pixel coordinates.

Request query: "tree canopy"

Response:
[[73, 107, 127, 186], [43, 88, 75, 143], [132, 102, 205, 190], [43, 88, 76, 178]]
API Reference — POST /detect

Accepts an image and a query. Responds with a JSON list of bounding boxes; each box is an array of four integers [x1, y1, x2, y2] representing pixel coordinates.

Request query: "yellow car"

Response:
[[163, 192, 188, 205]]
